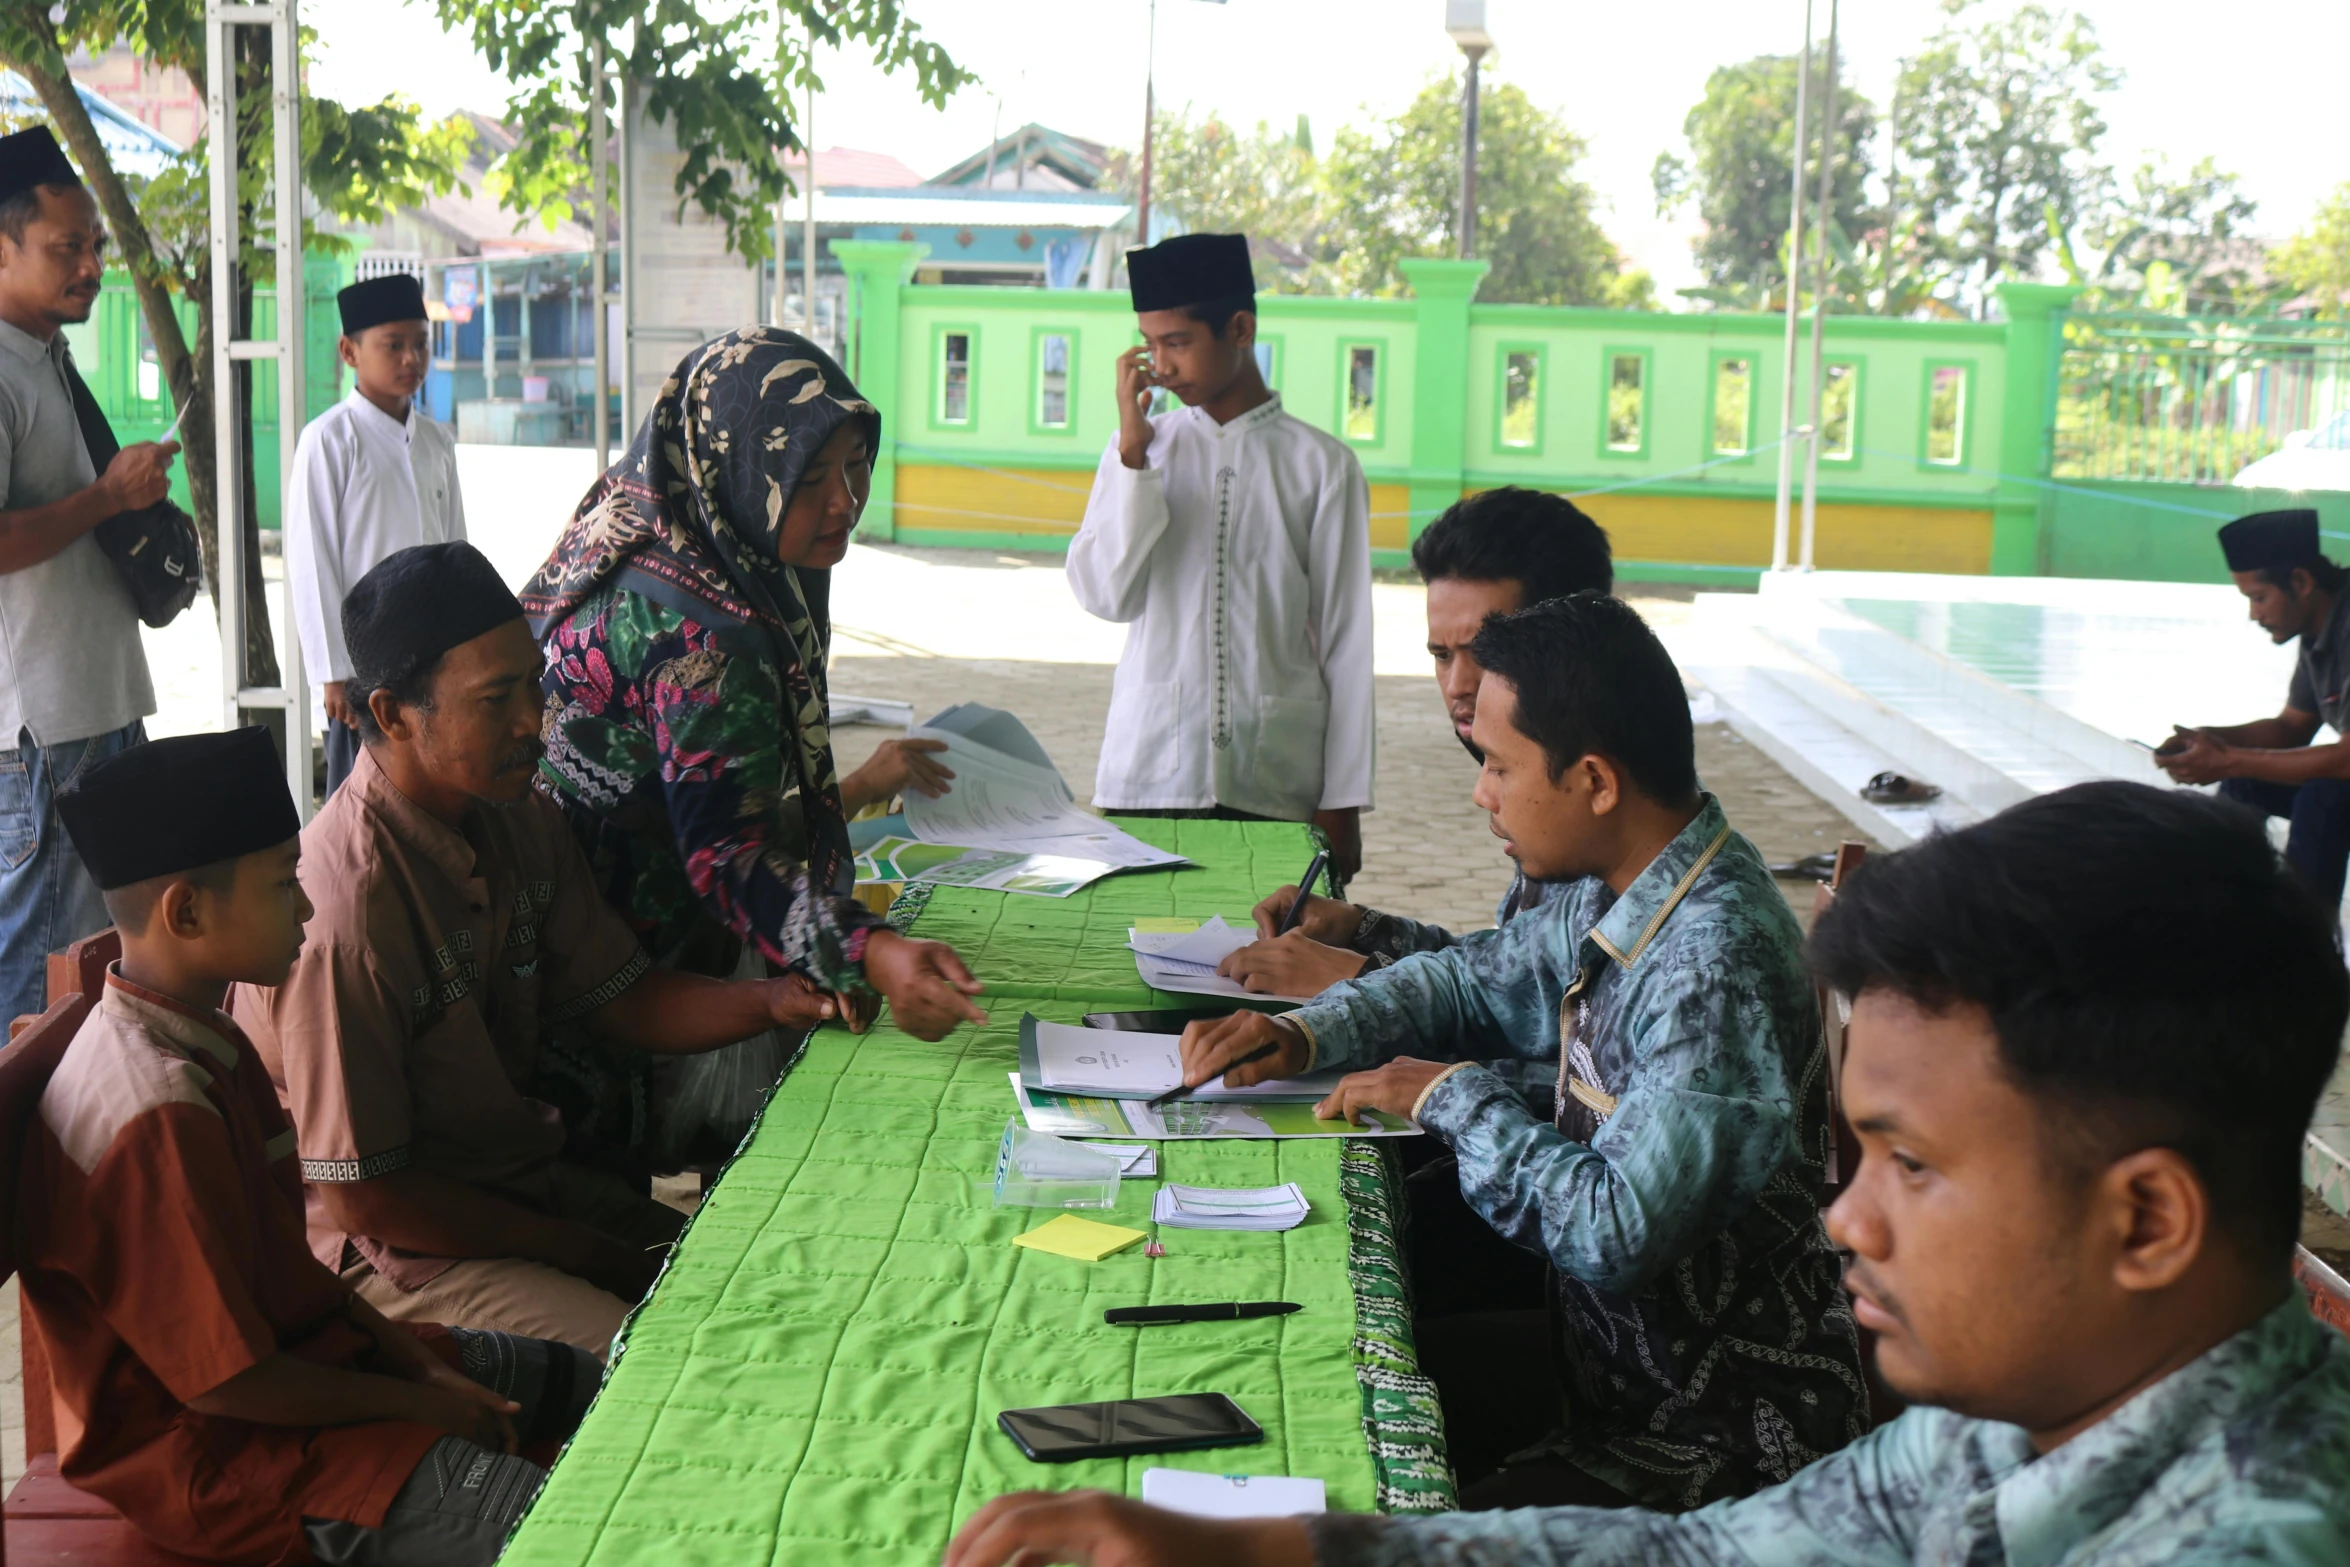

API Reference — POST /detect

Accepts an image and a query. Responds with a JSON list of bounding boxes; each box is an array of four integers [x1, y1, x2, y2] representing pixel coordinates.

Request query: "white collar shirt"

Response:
[[1067, 394, 1375, 818], [284, 389, 467, 683]]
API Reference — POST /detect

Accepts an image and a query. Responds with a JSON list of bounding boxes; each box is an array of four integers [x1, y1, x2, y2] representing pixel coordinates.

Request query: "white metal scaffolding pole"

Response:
[[1769, 0, 1813, 573], [1797, 0, 1840, 572], [591, 39, 610, 474], [206, 0, 312, 817]]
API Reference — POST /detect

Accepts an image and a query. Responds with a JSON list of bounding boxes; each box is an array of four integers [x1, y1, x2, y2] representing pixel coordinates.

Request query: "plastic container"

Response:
[[993, 1119, 1123, 1209]]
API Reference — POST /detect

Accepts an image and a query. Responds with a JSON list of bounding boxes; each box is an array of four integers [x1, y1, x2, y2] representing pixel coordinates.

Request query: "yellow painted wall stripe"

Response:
[[890, 464, 1995, 575]]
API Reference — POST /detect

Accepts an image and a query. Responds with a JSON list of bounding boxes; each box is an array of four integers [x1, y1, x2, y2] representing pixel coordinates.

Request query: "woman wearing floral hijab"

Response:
[[523, 329, 984, 1054]]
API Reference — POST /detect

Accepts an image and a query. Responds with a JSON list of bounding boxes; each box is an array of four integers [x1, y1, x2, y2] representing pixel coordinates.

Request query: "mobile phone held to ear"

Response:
[[997, 1393, 1264, 1463]]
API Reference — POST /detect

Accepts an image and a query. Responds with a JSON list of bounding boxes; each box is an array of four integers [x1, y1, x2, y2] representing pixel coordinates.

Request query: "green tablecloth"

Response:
[[500, 821, 1450, 1566], [892, 817, 1329, 1004]]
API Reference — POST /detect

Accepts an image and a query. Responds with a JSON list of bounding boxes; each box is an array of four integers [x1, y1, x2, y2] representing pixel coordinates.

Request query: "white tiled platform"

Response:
[[1658, 571, 2349, 1218]]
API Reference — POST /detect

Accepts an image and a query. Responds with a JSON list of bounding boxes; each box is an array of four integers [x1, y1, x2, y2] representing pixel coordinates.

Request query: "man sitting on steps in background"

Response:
[[945, 780, 2350, 1567], [1219, 485, 1614, 1000], [2159, 506, 2350, 918]]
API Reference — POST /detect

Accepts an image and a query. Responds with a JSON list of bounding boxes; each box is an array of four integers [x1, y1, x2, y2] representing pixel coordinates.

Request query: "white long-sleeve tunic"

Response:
[[1067, 395, 1374, 818], [285, 390, 467, 684]]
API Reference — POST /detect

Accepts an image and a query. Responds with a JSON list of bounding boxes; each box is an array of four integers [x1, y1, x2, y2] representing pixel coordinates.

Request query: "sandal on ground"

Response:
[[1860, 771, 1942, 806], [1767, 851, 1842, 881]]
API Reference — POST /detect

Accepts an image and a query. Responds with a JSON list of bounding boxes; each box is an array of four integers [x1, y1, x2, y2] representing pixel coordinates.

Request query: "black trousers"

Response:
[[1400, 1144, 1633, 1507]]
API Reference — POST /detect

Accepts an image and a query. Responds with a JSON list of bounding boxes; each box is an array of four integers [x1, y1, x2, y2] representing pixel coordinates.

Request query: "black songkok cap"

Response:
[[58, 728, 298, 891], [343, 542, 525, 690], [2218, 508, 2322, 573], [1126, 232, 1256, 314], [338, 273, 428, 336], [0, 126, 80, 207]]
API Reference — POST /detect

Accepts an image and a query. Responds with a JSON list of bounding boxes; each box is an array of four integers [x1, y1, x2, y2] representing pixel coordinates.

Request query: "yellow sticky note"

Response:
[[1013, 1214, 1147, 1262], [1132, 917, 1201, 935]]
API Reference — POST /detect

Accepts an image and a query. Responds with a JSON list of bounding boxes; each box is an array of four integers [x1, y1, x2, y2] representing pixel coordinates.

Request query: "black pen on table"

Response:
[[1145, 1040, 1280, 1109], [1104, 1301, 1302, 1325], [1274, 848, 1331, 937]]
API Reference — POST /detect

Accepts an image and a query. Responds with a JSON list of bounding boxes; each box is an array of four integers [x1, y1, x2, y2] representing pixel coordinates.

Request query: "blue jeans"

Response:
[[2219, 775, 2350, 918], [0, 719, 144, 1025]]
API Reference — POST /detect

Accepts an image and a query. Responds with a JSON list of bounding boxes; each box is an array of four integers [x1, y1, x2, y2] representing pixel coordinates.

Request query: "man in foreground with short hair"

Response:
[[1220, 485, 1613, 999], [2159, 505, 2350, 913], [241, 542, 976, 1357], [1182, 594, 1867, 1508], [944, 780, 2350, 1565]]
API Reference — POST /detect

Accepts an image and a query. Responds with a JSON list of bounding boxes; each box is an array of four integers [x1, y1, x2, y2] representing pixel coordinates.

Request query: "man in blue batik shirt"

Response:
[[946, 781, 2350, 1567], [1191, 594, 1868, 1511]]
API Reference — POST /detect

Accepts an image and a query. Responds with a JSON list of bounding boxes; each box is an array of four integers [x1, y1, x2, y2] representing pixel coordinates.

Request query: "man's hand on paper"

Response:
[[1248, 884, 1364, 944], [1177, 1011, 1309, 1091], [1314, 1058, 1452, 1126], [864, 929, 988, 1039], [842, 737, 956, 814], [1217, 932, 1366, 998], [944, 1490, 1312, 1567]]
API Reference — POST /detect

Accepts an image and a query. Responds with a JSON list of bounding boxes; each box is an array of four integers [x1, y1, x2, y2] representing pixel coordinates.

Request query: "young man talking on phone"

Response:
[[1065, 233, 1375, 884]]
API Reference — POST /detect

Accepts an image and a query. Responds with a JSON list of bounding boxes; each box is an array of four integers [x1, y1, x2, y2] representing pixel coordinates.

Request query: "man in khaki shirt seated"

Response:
[[239, 542, 971, 1357]]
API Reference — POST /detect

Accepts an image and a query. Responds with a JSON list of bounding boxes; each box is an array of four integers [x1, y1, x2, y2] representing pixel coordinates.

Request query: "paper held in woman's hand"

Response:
[[901, 703, 1185, 873]]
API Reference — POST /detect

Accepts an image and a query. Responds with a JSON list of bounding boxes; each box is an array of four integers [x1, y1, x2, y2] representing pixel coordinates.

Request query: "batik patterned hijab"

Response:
[[521, 327, 881, 897]]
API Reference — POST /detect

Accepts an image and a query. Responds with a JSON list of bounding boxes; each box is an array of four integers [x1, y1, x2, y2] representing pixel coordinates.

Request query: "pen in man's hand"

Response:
[[1274, 848, 1330, 937], [1147, 1040, 1280, 1109]]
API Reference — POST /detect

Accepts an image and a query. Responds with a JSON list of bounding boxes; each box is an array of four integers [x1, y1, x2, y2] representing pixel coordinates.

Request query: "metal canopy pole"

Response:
[[207, 0, 311, 817], [1769, 0, 1814, 574], [591, 38, 610, 474], [1796, 0, 1840, 572]]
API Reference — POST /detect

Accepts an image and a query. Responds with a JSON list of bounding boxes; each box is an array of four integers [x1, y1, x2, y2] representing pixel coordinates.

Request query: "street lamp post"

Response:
[[1446, 0, 1493, 259], [1136, 0, 1226, 248]]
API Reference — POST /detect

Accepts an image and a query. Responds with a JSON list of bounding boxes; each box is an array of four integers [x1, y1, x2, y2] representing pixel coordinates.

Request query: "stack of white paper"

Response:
[[1152, 1182, 1311, 1231], [1127, 916, 1316, 1006], [1024, 1018, 1342, 1102], [903, 705, 1188, 882], [1140, 1468, 1327, 1518]]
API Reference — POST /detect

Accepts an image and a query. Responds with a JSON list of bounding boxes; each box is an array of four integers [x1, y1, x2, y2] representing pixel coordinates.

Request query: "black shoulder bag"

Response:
[[59, 351, 203, 628]]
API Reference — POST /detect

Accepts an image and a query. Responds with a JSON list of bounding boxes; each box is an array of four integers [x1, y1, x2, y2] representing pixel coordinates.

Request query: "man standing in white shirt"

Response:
[[1067, 233, 1374, 882], [286, 273, 467, 793], [0, 125, 176, 1026]]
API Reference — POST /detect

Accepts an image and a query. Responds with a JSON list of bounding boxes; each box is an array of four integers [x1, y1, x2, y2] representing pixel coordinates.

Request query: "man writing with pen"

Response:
[[1171, 594, 1868, 1511]]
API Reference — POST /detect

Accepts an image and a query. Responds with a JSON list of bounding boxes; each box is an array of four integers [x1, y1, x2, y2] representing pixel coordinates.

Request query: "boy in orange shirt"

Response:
[[24, 726, 598, 1566]]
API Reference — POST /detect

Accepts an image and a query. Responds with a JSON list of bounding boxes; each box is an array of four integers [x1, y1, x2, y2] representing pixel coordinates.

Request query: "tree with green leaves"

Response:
[[1104, 111, 1322, 289], [435, 0, 967, 264], [1892, 0, 2121, 314], [0, 1, 467, 690], [1317, 73, 1651, 308], [2050, 156, 2267, 314], [2273, 183, 2350, 319], [1652, 53, 1878, 298]]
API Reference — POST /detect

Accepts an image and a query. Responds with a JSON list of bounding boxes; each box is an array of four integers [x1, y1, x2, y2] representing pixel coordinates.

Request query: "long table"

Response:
[[500, 820, 1453, 1566]]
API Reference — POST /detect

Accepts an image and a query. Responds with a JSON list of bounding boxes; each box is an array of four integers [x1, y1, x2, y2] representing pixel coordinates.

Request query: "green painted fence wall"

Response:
[[73, 258, 348, 528]]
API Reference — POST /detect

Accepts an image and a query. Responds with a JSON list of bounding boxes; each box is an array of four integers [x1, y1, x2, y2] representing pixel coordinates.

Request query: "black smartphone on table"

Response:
[[997, 1392, 1264, 1462]]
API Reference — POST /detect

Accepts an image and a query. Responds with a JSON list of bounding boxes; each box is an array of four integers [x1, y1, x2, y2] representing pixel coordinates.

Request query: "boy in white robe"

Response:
[[1067, 233, 1375, 882], [286, 274, 467, 793]]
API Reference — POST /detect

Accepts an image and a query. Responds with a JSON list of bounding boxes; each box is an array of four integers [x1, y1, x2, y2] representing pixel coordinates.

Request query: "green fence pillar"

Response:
[[1397, 257, 1489, 542], [1990, 281, 2081, 576], [833, 239, 929, 544]]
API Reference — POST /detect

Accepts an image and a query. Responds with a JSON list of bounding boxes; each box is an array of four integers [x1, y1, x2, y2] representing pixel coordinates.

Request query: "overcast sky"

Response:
[[305, 0, 2350, 302]]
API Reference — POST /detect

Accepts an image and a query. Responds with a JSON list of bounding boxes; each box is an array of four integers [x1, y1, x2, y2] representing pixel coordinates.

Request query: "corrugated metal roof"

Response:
[[0, 73, 183, 179]]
